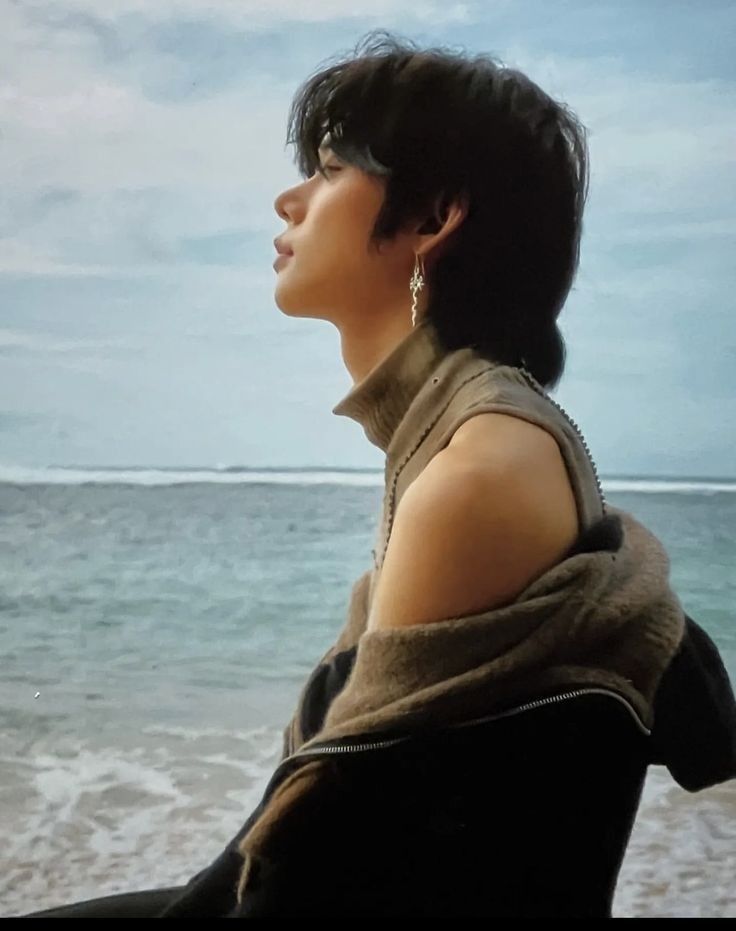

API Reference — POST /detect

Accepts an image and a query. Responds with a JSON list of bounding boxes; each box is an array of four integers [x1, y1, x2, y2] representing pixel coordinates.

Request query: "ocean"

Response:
[[1, 466, 735, 917]]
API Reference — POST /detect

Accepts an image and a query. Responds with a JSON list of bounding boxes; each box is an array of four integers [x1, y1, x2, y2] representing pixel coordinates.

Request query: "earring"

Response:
[[410, 253, 425, 327]]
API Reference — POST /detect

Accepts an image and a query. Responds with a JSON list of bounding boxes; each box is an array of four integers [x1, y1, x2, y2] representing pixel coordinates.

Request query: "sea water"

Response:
[[1, 467, 734, 917]]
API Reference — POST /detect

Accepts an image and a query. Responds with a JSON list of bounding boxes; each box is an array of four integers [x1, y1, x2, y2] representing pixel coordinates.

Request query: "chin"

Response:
[[273, 280, 324, 322], [273, 293, 320, 322], [273, 280, 299, 315]]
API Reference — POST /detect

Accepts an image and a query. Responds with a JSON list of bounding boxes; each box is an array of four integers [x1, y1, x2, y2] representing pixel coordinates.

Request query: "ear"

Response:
[[415, 190, 469, 261]]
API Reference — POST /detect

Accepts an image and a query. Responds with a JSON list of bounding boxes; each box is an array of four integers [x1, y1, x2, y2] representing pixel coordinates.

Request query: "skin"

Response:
[[272, 143, 581, 629], [272, 139, 466, 386], [366, 417, 581, 630]]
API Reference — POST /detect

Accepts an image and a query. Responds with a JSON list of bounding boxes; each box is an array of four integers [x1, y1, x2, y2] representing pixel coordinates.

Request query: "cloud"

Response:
[[0, 2, 732, 285], [0, 327, 131, 353], [0, 242, 97, 277], [0, 78, 293, 195], [13, 0, 475, 29], [498, 45, 736, 214], [586, 217, 736, 244]]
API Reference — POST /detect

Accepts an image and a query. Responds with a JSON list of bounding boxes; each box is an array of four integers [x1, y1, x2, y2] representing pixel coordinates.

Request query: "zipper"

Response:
[[445, 686, 651, 736], [515, 364, 607, 514], [280, 686, 650, 770], [235, 684, 650, 871]]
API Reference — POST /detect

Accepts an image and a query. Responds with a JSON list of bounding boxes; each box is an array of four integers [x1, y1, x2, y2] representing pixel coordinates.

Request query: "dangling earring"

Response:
[[410, 253, 425, 327]]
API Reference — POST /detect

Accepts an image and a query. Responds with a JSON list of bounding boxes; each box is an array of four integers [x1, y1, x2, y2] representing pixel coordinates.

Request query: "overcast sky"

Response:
[[1, 0, 734, 478]]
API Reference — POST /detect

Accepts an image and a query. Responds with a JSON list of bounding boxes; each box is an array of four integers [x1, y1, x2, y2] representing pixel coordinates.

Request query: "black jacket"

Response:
[[146, 610, 735, 919]]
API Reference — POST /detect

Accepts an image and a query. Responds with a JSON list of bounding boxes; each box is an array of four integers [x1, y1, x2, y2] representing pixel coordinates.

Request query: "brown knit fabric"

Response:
[[318, 504, 684, 740]]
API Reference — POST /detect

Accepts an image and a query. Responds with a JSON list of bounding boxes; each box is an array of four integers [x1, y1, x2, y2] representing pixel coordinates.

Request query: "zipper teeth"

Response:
[[286, 687, 650, 763], [292, 736, 407, 757], [447, 686, 651, 736], [253, 688, 650, 829], [516, 365, 607, 515]]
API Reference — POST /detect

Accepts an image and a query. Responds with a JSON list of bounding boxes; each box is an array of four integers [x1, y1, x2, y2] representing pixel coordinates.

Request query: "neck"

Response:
[[331, 315, 449, 452], [335, 316, 416, 387]]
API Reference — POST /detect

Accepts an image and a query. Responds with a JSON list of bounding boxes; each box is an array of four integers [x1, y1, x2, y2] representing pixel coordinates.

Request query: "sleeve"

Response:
[[229, 748, 455, 917]]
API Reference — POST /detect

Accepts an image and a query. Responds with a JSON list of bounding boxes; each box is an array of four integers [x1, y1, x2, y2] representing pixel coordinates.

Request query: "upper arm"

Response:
[[366, 437, 580, 631]]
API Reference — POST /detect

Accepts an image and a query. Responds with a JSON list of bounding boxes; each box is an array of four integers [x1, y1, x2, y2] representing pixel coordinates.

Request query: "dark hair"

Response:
[[284, 29, 591, 390]]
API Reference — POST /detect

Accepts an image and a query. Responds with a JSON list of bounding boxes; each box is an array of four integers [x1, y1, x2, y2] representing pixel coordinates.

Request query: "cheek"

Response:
[[314, 196, 380, 275], [279, 182, 388, 302], [327, 191, 375, 243]]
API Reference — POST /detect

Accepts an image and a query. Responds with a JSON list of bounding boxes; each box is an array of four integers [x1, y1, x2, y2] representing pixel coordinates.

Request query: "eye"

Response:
[[319, 163, 341, 177]]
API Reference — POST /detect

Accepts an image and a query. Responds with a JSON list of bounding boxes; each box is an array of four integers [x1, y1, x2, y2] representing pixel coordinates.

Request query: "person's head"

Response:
[[273, 29, 590, 390]]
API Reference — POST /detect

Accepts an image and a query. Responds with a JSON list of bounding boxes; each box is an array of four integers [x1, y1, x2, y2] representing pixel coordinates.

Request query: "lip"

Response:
[[273, 236, 294, 256], [273, 253, 293, 270]]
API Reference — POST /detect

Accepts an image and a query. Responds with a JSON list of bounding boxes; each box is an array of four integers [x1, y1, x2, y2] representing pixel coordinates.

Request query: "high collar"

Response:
[[331, 317, 449, 452]]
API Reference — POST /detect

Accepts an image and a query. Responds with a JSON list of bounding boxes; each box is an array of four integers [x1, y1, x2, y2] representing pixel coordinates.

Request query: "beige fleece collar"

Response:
[[331, 317, 449, 453]]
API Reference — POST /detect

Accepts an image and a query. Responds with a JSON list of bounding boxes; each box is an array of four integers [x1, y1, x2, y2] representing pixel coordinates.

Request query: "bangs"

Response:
[[283, 35, 419, 180]]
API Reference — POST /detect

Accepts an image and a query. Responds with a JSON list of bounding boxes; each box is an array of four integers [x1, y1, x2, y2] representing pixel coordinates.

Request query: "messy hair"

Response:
[[284, 29, 591, 390]]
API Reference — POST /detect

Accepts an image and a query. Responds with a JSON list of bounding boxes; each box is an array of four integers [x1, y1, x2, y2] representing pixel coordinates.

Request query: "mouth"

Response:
[[273, 236, 294, 257], [273, 253, 293, 269]]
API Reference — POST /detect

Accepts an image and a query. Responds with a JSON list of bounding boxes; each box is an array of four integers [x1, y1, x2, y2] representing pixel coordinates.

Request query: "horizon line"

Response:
[[36, 464, 736, 484]]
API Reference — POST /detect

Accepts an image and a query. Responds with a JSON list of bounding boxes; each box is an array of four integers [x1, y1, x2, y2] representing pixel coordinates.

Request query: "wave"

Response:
[[0, 464, 383, 487], [0, 463, 734, 494]]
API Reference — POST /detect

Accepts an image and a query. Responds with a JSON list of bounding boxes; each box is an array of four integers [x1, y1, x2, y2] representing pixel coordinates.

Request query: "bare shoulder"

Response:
[[448, 412, 578, 528], [367, 414, 582, 630], [448, 411, 563, 465], [409, 410, 581, 571]]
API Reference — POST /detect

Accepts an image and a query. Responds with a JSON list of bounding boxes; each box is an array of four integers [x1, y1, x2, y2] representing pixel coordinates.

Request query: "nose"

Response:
[[274, 170, 314, 224], [274, 190, 287, 221], [274, 183, 297, 223]]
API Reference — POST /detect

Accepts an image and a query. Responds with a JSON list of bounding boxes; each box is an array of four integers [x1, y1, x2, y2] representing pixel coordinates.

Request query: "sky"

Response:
[[1, 0, 734, 478]]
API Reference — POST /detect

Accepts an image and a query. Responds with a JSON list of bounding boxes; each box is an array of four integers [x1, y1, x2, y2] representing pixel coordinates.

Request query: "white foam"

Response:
[[0, 726, 284, 916], [613, 765, 736, 917], [603, 478, 736, 495], [0, 463, 383, 487], [1, 463, 734, 493]]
